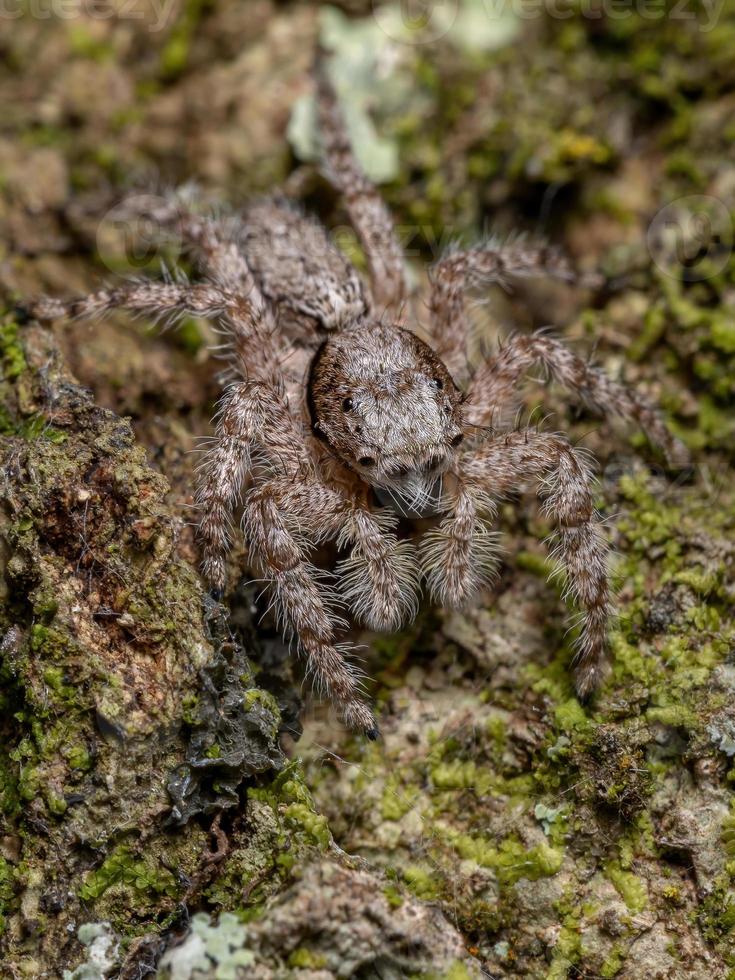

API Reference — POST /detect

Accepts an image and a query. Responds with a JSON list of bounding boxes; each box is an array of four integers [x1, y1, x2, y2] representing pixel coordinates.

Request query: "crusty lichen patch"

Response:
[[159, 859, 479, 979]]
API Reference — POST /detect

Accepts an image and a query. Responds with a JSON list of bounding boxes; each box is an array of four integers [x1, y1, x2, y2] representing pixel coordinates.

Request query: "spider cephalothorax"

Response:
[[309, 323, 464, 515], [23, 55, 689, 738]]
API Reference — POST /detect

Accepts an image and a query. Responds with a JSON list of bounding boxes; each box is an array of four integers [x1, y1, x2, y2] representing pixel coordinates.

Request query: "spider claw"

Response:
[[365, 726, 380, 741]]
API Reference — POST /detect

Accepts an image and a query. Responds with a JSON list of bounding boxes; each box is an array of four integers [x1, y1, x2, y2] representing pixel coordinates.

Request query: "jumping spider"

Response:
[[23, 60, 688, 737]]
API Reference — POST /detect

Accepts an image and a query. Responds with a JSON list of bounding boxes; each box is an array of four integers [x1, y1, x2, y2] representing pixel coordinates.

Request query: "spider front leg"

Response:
[[195, 381, 308, 593], [315, 54, 407, 317], [419, 480, 502, 609], [466, 331, 690, 469], [255, 481, 421, 633], [21, 280, 282, 387], [304, 491, 420, 630], [243, 484, 378, 736], [335, 507, 420, 632], [426, 430, 611, 698], [126, 194, 268, 299], [20, 280, 227, 325], [429, 241, 576, 384]]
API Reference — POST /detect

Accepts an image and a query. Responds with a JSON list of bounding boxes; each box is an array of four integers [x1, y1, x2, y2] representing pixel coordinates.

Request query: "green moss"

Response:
[[721, 803, 735, 865], [78, 844, 179, 904], [65, 744, 92, 772], [15, 761, 40, 803], [381, 775, 419, 821], [283, 803, 330, 850], [45, 790, 67, 816], [674, 568, 723, 596], [160, 0, 207, 79], [661, 884, 684, 906], [14, 415, 67, 443], [645, 704, 698, 728], [627, 303, 667, 362], [246, 762, 332, 869], [0, 751, 20, 819], [32, 592, 59, 622], [0, 317, 26, 381], [697, 878, 735, 943], [288, 947, 328, 969], [383, 883, 404, 908], [0, 857, 15, 935], [485, 714, 507, 750], [181, 693, 199, 726], [403, 864, 440, 900], [554, 698, 591, 734], [607, 863, 648, 913], [516, 550, 554, 578], [431, 760, 492, 794], [242, 688, 280, 716], [175, 317, 206, 354], [441, 829, 563, 885], [547, 907, 582, 979], [438, 963, 474, 980], [710, 318, 735, 354], [66, 24, 114, 61], [600, 945, 625, 978]]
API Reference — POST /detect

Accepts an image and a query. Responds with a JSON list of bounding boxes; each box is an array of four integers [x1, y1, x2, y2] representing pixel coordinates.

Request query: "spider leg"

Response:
[[315, 54, 407, 318], [428, 240, 576, 384], [130, 194, 268, 297], [20, 280, 283, 387], [244, 483, 377, 735], [273, 483, 420, 631], [465, 331, 690, 468], [196, 381, 309, 592], [334, 506, 420, 631], [290, 487, 419, 631], [118, 190, 369, 340], [431, 429, 611, 698], [418, 479, 502, 610], [21, 280, 222, 324]]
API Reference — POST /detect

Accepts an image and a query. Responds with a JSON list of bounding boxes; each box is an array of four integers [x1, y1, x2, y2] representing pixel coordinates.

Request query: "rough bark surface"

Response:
[[1, 3, 735, 979]]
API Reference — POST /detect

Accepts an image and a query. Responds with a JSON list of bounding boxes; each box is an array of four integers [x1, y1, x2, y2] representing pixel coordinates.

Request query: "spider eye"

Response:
[[433, 377, 444, 390], [342, 397, 354, 411], [358, 456, 376, 467], [450, 433, 464, 447]]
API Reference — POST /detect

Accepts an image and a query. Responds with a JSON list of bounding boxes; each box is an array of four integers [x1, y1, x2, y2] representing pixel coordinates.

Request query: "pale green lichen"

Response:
[[158, 912, 255, 980], [62, 923, 119, 980]]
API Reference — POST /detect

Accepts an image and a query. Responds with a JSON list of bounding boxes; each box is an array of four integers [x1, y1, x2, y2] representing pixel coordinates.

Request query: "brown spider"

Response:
[[22, 59, 688, 737]]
